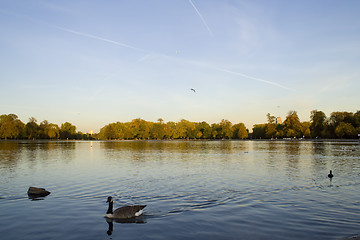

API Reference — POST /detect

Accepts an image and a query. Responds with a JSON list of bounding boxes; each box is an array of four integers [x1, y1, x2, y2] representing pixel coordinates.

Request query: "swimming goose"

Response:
[[105, 196, 146, 219], [328, 170, 334, 179], [27, 187, 51, 198]]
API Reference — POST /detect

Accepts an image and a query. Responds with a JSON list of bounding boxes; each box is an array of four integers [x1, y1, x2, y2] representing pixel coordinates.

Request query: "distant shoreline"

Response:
[[1, 138, 359, 143]]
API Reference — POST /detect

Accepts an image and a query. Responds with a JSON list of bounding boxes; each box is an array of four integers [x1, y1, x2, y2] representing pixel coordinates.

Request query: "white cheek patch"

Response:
[[135, 210, 143, 217]]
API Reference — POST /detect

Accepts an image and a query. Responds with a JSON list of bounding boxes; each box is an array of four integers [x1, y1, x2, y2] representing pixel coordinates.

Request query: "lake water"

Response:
[[0, 140, 359, 240]]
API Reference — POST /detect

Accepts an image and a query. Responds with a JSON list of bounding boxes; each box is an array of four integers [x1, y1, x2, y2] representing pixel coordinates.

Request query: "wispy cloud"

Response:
[[53, 25, 290, 91], [136, 54, 152, 63], [188, 0, 213, 37], [54, 26, 146, 52]]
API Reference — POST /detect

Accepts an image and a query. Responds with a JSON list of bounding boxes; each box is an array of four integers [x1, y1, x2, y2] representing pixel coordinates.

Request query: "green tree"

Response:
[[131, 118, 150, 139], [211, 123, 220, 139], [329, 112, 355, 138], [112, 122, 129, 139], [301, 121, 311, 138], [265, 113, 278, 138], [47, 123, 60, 139], [354, 111, 360, 128], [60, 122, 77, 139], [335, 122, 357, 138], [276, 124, 285, 138], [0, 114, 24, 139], [330, 111, 354, 126], [98, 124, 113, 140], [310, 110, 327, 138], [265, 123, 277, 138], [196, 121, 212, 139], [218, 119, 233, 139], [39, 120, 49, 139], [283, 111, 302, 138], [233, 123, 248, 139], [252, 124, 266, 139], [354, 111, 360, 136], [157, 118, 164, 124], [24, 117, 40, 139], [173, 119, 188, 139], [39, 120, 60, 139], [185, 121, 197, 139], [164, 121, 176, 139], [122, 122, 133, 139], [150, 122, 165, 139], [267, 113, 276, 124]]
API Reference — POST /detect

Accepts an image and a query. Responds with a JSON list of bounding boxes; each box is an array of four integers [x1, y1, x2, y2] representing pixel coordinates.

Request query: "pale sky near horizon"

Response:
[[1, 0, 359, 133]]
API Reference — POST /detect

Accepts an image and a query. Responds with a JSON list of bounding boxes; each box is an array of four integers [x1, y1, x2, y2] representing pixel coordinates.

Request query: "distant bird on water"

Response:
[[190, 88, 196, 93], [328, 170, 334, 179], [105, 196, 146, 219]]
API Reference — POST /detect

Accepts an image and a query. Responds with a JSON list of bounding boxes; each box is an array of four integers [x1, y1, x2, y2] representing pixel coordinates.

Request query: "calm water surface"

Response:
[[0, 140, 359, 240]]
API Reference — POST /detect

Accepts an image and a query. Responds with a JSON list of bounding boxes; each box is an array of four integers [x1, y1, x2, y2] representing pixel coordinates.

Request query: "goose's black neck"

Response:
[[107, 201, 113, 214]]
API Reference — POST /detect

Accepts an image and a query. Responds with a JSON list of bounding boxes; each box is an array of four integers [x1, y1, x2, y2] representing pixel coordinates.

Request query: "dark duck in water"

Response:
[[328, 170, 334, 179]]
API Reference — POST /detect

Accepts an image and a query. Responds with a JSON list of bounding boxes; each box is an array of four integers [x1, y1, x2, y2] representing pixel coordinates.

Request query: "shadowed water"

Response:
[[0, 140, 359, 239]]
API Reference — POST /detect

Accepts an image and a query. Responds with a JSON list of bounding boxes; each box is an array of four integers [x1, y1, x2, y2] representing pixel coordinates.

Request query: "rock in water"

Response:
[[27, 187, 51, 197]]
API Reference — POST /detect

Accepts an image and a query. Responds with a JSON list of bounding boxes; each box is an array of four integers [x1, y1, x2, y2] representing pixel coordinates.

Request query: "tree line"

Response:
[[97, 118, 248, 140], [0, 114, 91, 140], [1, 110, 359, 140], [253, 110, 360, 139], [97, 110, 360, 140]]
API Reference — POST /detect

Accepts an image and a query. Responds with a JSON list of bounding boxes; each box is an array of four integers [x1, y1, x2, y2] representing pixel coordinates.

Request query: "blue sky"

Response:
[[1, 0, 359, 133]]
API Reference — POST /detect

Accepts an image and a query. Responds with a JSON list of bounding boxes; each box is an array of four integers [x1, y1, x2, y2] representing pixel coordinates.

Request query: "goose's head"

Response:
[[106, 196, 113, 203]]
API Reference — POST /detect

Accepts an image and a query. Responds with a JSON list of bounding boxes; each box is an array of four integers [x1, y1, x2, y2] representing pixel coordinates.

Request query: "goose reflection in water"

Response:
[[328, 170, 334, 187], [106, 217, 146, 236]]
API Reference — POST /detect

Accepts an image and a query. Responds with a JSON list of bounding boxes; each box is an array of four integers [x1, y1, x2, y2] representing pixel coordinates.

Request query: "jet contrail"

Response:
[[188, 0, 213, 36], [54, 26, 145, 52], [214, 67, 293, 91], [53, 26, 290, 91]]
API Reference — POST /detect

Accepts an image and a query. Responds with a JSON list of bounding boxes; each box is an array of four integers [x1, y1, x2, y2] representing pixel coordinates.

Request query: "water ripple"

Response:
[[1, 140, 360, 240]]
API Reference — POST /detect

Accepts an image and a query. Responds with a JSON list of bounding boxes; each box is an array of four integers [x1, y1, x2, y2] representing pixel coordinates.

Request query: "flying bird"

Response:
[[190, 88, 196, 92]]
